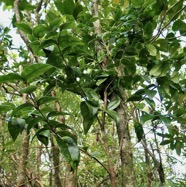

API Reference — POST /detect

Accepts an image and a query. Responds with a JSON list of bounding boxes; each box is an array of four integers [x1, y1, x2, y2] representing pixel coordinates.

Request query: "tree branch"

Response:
[[14, 0, 40, 63], [151, 2, 186, 43]]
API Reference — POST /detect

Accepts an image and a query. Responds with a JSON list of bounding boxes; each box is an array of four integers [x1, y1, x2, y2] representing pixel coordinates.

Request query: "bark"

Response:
[[51, 137, 63, 187], [16, 130, 29, 187], [143, 136, 152, 187], [116, 90, 135, 187], [64, 164, 77, 187]]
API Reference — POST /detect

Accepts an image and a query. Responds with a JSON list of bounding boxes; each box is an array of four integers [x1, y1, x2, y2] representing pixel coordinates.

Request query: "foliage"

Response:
[[0, 0, 186, 186]]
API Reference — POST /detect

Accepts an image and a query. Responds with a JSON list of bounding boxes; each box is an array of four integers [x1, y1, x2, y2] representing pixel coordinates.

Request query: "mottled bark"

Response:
[[17, 130, 29, 187], [116, 91, 135, 187]]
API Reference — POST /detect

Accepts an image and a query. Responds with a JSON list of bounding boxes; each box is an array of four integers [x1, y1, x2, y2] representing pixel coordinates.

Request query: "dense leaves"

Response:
[[0, 0, 186, 186]]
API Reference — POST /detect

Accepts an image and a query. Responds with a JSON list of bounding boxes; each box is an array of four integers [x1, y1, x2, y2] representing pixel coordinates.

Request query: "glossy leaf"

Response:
[[80, 101, 97, 134], [107, 98, 121, 110], [21, 64, 53, 82], [8, 119, 26, 141]]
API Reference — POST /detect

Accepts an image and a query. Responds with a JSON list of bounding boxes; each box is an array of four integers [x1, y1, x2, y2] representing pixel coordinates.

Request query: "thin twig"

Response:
[[151, 2, 186, 43], [80, 148, 110, 174]]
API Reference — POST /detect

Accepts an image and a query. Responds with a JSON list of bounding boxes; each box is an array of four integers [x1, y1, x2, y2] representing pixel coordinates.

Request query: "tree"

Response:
[[0, 0, 186, 186]]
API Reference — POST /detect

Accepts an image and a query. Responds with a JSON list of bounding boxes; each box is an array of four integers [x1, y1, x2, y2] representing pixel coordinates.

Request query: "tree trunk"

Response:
[[17, 130, 29, 187], [64, 164, 77, 187], [51, 137, 63, 187], [143, 136, 152, 187], [116, 91, 135, 187]]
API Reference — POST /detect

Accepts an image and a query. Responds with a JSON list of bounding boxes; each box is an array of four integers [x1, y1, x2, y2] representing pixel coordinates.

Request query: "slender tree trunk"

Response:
[[64, 164, 77, 187], [143, 136, 152, 187], [51, 137, 63, 187], [17, 130, 29, 187], [116, 90, 135, 187]]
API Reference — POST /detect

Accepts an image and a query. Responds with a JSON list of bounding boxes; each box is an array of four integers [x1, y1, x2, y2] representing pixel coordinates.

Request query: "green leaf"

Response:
[[154, 39, 168, 52], [26, 116, 44, 133], [8, 119, 26, 141], [80, 101, 97, 134], [63, 0, 75, 15], [140, 113, 154, 124], [37, 134, 49, 146], [36, 129, 50, 146], [145, 89, 157, 99], [11, 103, 34, 117], [19, 85, 37, 94], [73, 3, 84, 19], [144, 21, 153, 38], [46, 52, 63, 67], [134, 122, 144, 142], [0, 73, 23, 83], [37, 96, 58, 106], [172, 19, 186, 31], [0, 103, 15, 113], [105, 110, 119, 125], [160, 115, 171, 126], [175, 140, 183, 156], [33, 24, 49, 38], [21, 64, 53, 82], [121, 57, 136, 75], [56, 135, 80, 170], [50, 17, 64, 31], [146, 44, 157, 56], [107, 98, 121, 110], [131, 0, 144, 8], [47, 111, 70, 118], [15, 22, 32, 34], [48, 120, 71, 130], [160, 140, 172, 145], [149, 62, 169, 77]]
